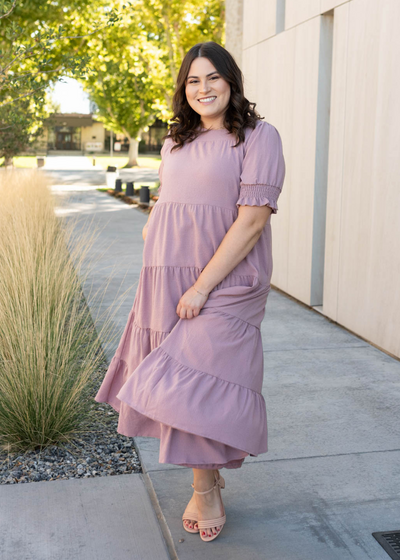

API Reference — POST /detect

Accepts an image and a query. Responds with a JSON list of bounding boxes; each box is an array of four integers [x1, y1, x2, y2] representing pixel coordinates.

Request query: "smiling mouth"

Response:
[[198, 96, 217, 103]]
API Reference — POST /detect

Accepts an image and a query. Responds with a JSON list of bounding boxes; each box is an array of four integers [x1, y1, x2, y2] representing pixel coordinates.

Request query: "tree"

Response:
[[81, 0, 225, 167], [84, 23, 169, 167], [0, 0, 127, 165], [144, 0, 225, 89], [0, 98, 50, 166]]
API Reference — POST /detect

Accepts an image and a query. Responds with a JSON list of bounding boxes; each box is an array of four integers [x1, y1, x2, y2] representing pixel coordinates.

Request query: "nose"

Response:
[[199, 80, 211, 94]]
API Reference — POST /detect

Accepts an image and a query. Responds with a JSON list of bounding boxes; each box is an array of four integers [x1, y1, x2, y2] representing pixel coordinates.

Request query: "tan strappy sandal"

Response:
[[192, 470, 226, 542], [182, 469, 225, 534]]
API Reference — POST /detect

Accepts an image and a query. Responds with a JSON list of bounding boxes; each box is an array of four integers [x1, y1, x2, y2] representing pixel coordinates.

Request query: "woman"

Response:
[[94, 41, 285, 543]]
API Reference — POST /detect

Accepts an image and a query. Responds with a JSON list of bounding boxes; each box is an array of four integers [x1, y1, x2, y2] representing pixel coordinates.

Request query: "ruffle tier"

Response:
[[94, 265, 270, 467]]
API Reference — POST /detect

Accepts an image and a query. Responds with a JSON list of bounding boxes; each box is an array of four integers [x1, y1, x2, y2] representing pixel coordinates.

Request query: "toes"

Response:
[[201, 526, 221, 538], [184, 519, 196, 529]]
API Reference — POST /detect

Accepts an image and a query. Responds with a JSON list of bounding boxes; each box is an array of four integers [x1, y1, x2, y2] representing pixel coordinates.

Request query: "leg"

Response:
[[193, 468, 225, 539]]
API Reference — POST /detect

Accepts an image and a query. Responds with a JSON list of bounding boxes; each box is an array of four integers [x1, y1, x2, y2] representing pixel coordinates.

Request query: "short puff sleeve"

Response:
[[236, 121, 285, 214]]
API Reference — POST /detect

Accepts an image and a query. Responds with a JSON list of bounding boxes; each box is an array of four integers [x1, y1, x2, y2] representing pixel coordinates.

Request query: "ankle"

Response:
[[193, 468, 216, 491]]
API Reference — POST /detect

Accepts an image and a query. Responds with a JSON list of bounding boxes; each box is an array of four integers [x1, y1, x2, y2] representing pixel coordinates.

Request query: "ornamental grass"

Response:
[[0, 170, 118, 453]]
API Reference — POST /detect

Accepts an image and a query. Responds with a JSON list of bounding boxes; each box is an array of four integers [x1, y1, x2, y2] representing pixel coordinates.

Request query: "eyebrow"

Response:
[[186, 71, 219, 79]]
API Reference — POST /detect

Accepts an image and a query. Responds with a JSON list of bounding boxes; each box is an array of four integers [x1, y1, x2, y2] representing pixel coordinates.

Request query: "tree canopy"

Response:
[[82, 0, 225, 166], [0, 0, 225, 164], [0, 0, 127, 163]]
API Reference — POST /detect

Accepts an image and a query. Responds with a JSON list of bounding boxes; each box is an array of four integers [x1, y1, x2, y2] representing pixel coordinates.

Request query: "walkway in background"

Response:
[[43, 155, 159, 188], [58, 185, 400, 560]]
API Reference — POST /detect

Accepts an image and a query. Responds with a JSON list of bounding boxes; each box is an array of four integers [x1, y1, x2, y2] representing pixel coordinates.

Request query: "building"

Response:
[[41, 113, 167, 154], [43, 113, 105, 152], [225, 0, 400, 358]]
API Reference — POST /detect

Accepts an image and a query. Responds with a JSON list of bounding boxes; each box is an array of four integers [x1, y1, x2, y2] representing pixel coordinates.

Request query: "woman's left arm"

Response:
[[176, 121, 286, 320], [176, 205, 272, 319]]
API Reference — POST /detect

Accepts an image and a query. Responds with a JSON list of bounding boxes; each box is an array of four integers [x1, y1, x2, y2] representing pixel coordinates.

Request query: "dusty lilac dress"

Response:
[[94, 119, 286, 469]]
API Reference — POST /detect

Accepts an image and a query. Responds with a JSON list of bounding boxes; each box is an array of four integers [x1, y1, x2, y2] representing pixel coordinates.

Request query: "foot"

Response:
[[182, 491, 198, 531], [194, 470, 225, 539]]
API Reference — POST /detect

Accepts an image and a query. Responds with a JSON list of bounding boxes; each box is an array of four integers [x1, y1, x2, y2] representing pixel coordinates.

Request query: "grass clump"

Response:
[[0, 170, 112, 453]]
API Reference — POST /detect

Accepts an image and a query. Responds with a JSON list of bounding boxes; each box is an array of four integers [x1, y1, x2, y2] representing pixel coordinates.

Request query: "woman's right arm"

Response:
[[143, 138, 167, 241], [142, 209, 154, 240]]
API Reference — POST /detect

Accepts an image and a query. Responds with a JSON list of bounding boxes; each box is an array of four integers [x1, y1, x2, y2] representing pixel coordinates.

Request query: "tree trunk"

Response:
[[3, 156, 13, 167], [124, 133, 140, 168]]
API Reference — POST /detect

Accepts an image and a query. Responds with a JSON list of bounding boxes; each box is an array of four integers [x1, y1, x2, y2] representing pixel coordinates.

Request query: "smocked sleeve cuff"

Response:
[[236, 184, 281, 214]]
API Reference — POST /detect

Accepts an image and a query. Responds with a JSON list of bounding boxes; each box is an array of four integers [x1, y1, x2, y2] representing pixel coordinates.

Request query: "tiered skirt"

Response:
[[94, 265, 270, 469]]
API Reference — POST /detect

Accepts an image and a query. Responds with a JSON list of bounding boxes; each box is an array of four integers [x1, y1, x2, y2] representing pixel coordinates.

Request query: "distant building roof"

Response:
[[44, 113, 99, 127]]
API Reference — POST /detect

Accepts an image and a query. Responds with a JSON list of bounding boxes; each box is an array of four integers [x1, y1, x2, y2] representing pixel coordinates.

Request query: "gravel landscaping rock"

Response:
[[0, 362, 142, 485]]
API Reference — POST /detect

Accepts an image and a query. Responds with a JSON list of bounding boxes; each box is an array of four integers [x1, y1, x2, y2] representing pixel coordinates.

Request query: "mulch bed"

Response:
[[105, 189, 158, 213]]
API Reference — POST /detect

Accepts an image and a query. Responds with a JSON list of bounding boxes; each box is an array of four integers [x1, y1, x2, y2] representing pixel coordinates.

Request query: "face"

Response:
[[185, 57, 231, 129]]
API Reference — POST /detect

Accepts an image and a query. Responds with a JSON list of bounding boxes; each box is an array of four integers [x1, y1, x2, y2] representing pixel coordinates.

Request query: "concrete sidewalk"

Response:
[[19, 183, 400, 560], [43, 155, 159, 188], [0, 474, 171, 560], [61, 187, 400, 559]]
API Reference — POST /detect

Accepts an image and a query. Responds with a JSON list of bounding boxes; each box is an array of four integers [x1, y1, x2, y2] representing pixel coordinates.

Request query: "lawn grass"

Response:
[[0, 156, 40, 168], [89, 155, 161, 170], [0, 154, 161, 170]]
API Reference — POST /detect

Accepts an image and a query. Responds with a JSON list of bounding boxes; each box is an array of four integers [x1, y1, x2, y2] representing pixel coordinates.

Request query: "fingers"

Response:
[[176, 286, 208, 319], [176, 304, 200, 319], [176, 306, 193, 319]]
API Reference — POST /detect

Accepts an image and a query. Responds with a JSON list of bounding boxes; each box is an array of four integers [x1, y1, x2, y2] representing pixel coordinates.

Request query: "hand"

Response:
[[142, 223, 148, 241], [176, 285, 209, 319]]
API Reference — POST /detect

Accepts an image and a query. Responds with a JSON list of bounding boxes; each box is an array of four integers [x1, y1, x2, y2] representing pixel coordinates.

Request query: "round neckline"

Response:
[[199, 127, 230, 133]]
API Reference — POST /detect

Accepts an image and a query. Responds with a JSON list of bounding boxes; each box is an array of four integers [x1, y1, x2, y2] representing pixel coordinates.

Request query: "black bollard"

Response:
[[115, 179, 122, 192], [140, 186, 150, 204], [126, 181, 134, 196]]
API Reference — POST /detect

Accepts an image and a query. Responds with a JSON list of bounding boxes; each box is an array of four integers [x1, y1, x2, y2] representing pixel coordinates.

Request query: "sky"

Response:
[[49, 77, 91, 113]]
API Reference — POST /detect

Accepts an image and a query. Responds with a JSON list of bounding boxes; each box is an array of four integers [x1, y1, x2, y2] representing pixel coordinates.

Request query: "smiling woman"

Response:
[[94, 41, 286, 543], [185, 61, 231, 127]]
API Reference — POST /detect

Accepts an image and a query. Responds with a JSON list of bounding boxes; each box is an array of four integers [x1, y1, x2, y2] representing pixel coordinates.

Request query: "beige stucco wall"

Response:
[[232, 0, 400, 357], [81, 122, 105, 150], [225, 0, 243, 68]]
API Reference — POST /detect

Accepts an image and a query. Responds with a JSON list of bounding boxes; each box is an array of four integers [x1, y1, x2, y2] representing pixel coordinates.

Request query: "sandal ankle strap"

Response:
[[191, 481, 218, 495], [191, 473, 223, 495]]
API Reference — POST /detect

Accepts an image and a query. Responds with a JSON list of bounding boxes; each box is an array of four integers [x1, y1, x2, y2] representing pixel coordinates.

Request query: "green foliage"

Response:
[[0, 99, 46, 163], [0, 0, 130, 161], [81, 0, 225, 155], [85, 25, 169, 139], [0, 0, 225, 161]]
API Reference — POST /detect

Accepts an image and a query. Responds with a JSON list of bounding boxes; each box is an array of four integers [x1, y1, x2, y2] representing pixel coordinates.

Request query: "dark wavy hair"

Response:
[[164, 41, 263, 151]]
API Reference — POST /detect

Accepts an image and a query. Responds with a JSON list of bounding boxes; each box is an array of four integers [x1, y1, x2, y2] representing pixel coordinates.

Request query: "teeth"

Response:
[[198, 97, 216, 103]]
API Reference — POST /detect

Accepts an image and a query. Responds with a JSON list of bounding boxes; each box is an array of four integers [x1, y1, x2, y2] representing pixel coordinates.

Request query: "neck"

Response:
[[200, 118, 225, 130], [200, 123, 226, 130]]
